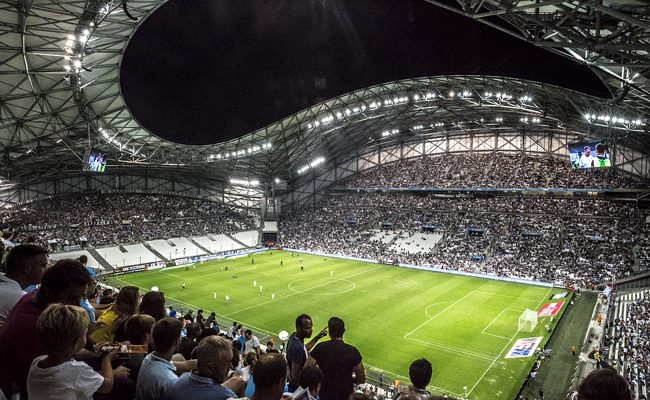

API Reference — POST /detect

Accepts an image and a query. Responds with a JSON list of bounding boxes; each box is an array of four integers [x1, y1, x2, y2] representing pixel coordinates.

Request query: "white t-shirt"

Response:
[[0, 274, 26, 328], [580, 153, 594, 168], [27, 355, 104, 400], [244, 335, 260, 353]]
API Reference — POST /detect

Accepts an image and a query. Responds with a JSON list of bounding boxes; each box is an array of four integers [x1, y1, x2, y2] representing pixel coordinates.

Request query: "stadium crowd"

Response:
[[341, 153, 645, 189], [0, 194, 257, 250], [279, 192, 648, 288], [609, 291, 650, 400]]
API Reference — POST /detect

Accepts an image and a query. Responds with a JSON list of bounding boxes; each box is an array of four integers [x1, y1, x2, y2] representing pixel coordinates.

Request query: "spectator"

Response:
[[0, 259, 93, 399], [99, 288, 115, 305], [177, 322, 201, 360], [168, 335, 237, 400], [184, 309, 195, 322], [577, 369, 632, 400], [136, 317, 184, 400], [247, 353, 288, 400], [168, 305, 177, 318], [306, 317, 365, 400], [27, 304, 130, 399], [0, 244, 49, 330], [90, 286, 140, 343], [244, 329, 261, 356], [205, 312, 216, 329], [139, 291, 167, 321], [196, 309, 206, 329], [299, 366, 324, 400], [287, 314, 328, 391], [393, 359, 433, 400], [123, 313, 156, 385], [227, 321, 237, 339]]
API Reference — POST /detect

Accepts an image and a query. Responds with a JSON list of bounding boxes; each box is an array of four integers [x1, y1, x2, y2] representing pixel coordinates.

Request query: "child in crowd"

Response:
[[27, 303, 124, 399]]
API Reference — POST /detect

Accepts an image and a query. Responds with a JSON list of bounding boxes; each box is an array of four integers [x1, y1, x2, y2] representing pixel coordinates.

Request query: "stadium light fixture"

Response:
[[230, 178, 259, 187], [297, 157, 326, 174]]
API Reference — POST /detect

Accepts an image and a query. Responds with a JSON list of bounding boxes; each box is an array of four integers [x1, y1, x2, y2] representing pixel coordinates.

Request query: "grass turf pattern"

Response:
[[113, 250, 569, 400]]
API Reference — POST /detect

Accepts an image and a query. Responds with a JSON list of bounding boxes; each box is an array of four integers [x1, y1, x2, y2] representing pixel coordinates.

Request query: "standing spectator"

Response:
[[136, 317, 184, 400], [0, 259, 93, 399], [287, 314, 328, 391], [0, 245, 49, 330], [227, 321, 237, 339], [244, 329, 261, 356], [168, 305, 177, 318], [306, 317, 365, 400], [393, 359, 433, 400], [168, 335, 237, 400], [196, 309, 206, 329], [184, 309, 195, 322]]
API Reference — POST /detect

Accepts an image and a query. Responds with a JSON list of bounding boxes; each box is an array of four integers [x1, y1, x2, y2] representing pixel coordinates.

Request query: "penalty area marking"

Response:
[[424, 301, 456, 318], [288, 277, 356, 295]]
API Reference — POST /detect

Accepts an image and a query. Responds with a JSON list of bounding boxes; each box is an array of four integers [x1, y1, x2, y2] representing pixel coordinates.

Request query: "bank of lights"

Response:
[[382, 129, 399, 137], [99, 127, 138, 155], [584, 114, 643, 126], [298, 157, 326, 174], [520, 117, 541, 123], [209, 143, 272, 160], [230, 179, 259, 187]]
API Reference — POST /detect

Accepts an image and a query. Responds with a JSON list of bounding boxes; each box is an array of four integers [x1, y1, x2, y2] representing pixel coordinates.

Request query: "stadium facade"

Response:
[[0, 0, 648, 212]]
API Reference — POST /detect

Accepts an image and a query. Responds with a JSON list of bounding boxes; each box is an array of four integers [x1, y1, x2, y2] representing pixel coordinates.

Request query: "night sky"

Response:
[[120, 0, 608, 145]]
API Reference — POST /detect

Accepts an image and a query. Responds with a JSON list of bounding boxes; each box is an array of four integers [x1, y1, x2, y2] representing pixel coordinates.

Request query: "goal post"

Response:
[[518, 309, 538, 332]]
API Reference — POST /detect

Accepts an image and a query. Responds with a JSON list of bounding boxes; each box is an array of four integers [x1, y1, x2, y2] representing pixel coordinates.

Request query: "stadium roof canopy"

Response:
[[0, 0, 648, 203]]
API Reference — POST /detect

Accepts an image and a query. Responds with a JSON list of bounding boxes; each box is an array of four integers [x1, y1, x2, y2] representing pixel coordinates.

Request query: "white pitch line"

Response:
[[365, 363, 463, 399], [467, 287, 553, 398], [403, 291, 475, 338], [405, 337, 494, 361], [223, 265, 384, 317], [481, 308, 507, 335], [473, 290, 543, 303]]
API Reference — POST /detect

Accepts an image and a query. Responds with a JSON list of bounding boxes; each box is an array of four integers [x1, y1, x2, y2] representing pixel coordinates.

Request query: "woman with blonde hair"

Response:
[[90, 286, 140, 343]]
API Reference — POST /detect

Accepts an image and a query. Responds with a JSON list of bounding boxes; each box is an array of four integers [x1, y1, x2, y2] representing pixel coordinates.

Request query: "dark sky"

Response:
[[120, 0, 608, 145]]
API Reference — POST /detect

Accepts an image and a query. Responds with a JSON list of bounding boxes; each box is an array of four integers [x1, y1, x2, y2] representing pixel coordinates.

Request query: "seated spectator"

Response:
[[136, 317, 184, 400], [124, 313, 156, 385], [168, 335, 237, 400], [91, 286, 140, 343], [0, 244, 49, 330], [393, 359, 433, 400], [99, 288, 115, 305], [246, 353, 288, 400], [577, 368, 632, 400], [139, 291, 167, 321], [27, 304, 129, 399], [299, 366, 323, 400], [0, 259, 93, 399], [177, 322, 201, 360]]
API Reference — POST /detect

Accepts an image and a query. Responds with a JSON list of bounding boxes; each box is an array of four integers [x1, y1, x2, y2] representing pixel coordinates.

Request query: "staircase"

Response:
[[142, 241, 169, 262], [185, 236, 211, 254], [225, 233, 249, 249], [87, 248, 115, 272]]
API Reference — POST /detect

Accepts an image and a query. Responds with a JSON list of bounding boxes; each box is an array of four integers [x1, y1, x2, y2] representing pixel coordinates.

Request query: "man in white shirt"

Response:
[[579, 146, 595, 168], [243, 329, 261, 355], [0, 245, 50, 330]]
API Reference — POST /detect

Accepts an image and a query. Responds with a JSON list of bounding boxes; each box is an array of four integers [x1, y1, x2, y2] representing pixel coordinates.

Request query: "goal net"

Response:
[[518, 309, 538, 332]]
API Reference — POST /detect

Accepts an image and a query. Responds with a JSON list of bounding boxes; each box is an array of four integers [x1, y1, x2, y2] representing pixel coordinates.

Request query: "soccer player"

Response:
[[272, 293, 275, 300], [225, 295, 231, 303], [330, 271, 333, 277], [301, 265, 304, 271], [579, 146, 595, 168], [213, 291, 216, 300], [182, 282, 185, 289], [260, 285, 263, 292]]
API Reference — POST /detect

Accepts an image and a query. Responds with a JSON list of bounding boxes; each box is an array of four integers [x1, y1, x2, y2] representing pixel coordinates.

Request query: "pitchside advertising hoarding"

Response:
[[108, 261, 165, 276], [537, 302, 564, 317], [505, 337, 543, 358]]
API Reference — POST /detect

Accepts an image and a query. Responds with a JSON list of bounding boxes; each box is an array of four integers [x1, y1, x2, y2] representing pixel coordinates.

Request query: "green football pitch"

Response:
[[110, 250, 569, 400]]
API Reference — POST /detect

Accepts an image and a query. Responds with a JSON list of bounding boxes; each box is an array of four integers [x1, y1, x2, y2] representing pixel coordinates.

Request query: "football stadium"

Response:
[[0, 1, 649, 400]]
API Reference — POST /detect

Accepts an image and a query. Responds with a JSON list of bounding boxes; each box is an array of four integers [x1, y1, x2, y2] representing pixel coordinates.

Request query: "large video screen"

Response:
[[84, 148, 107, 172], [568, 140, 611, 169]]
